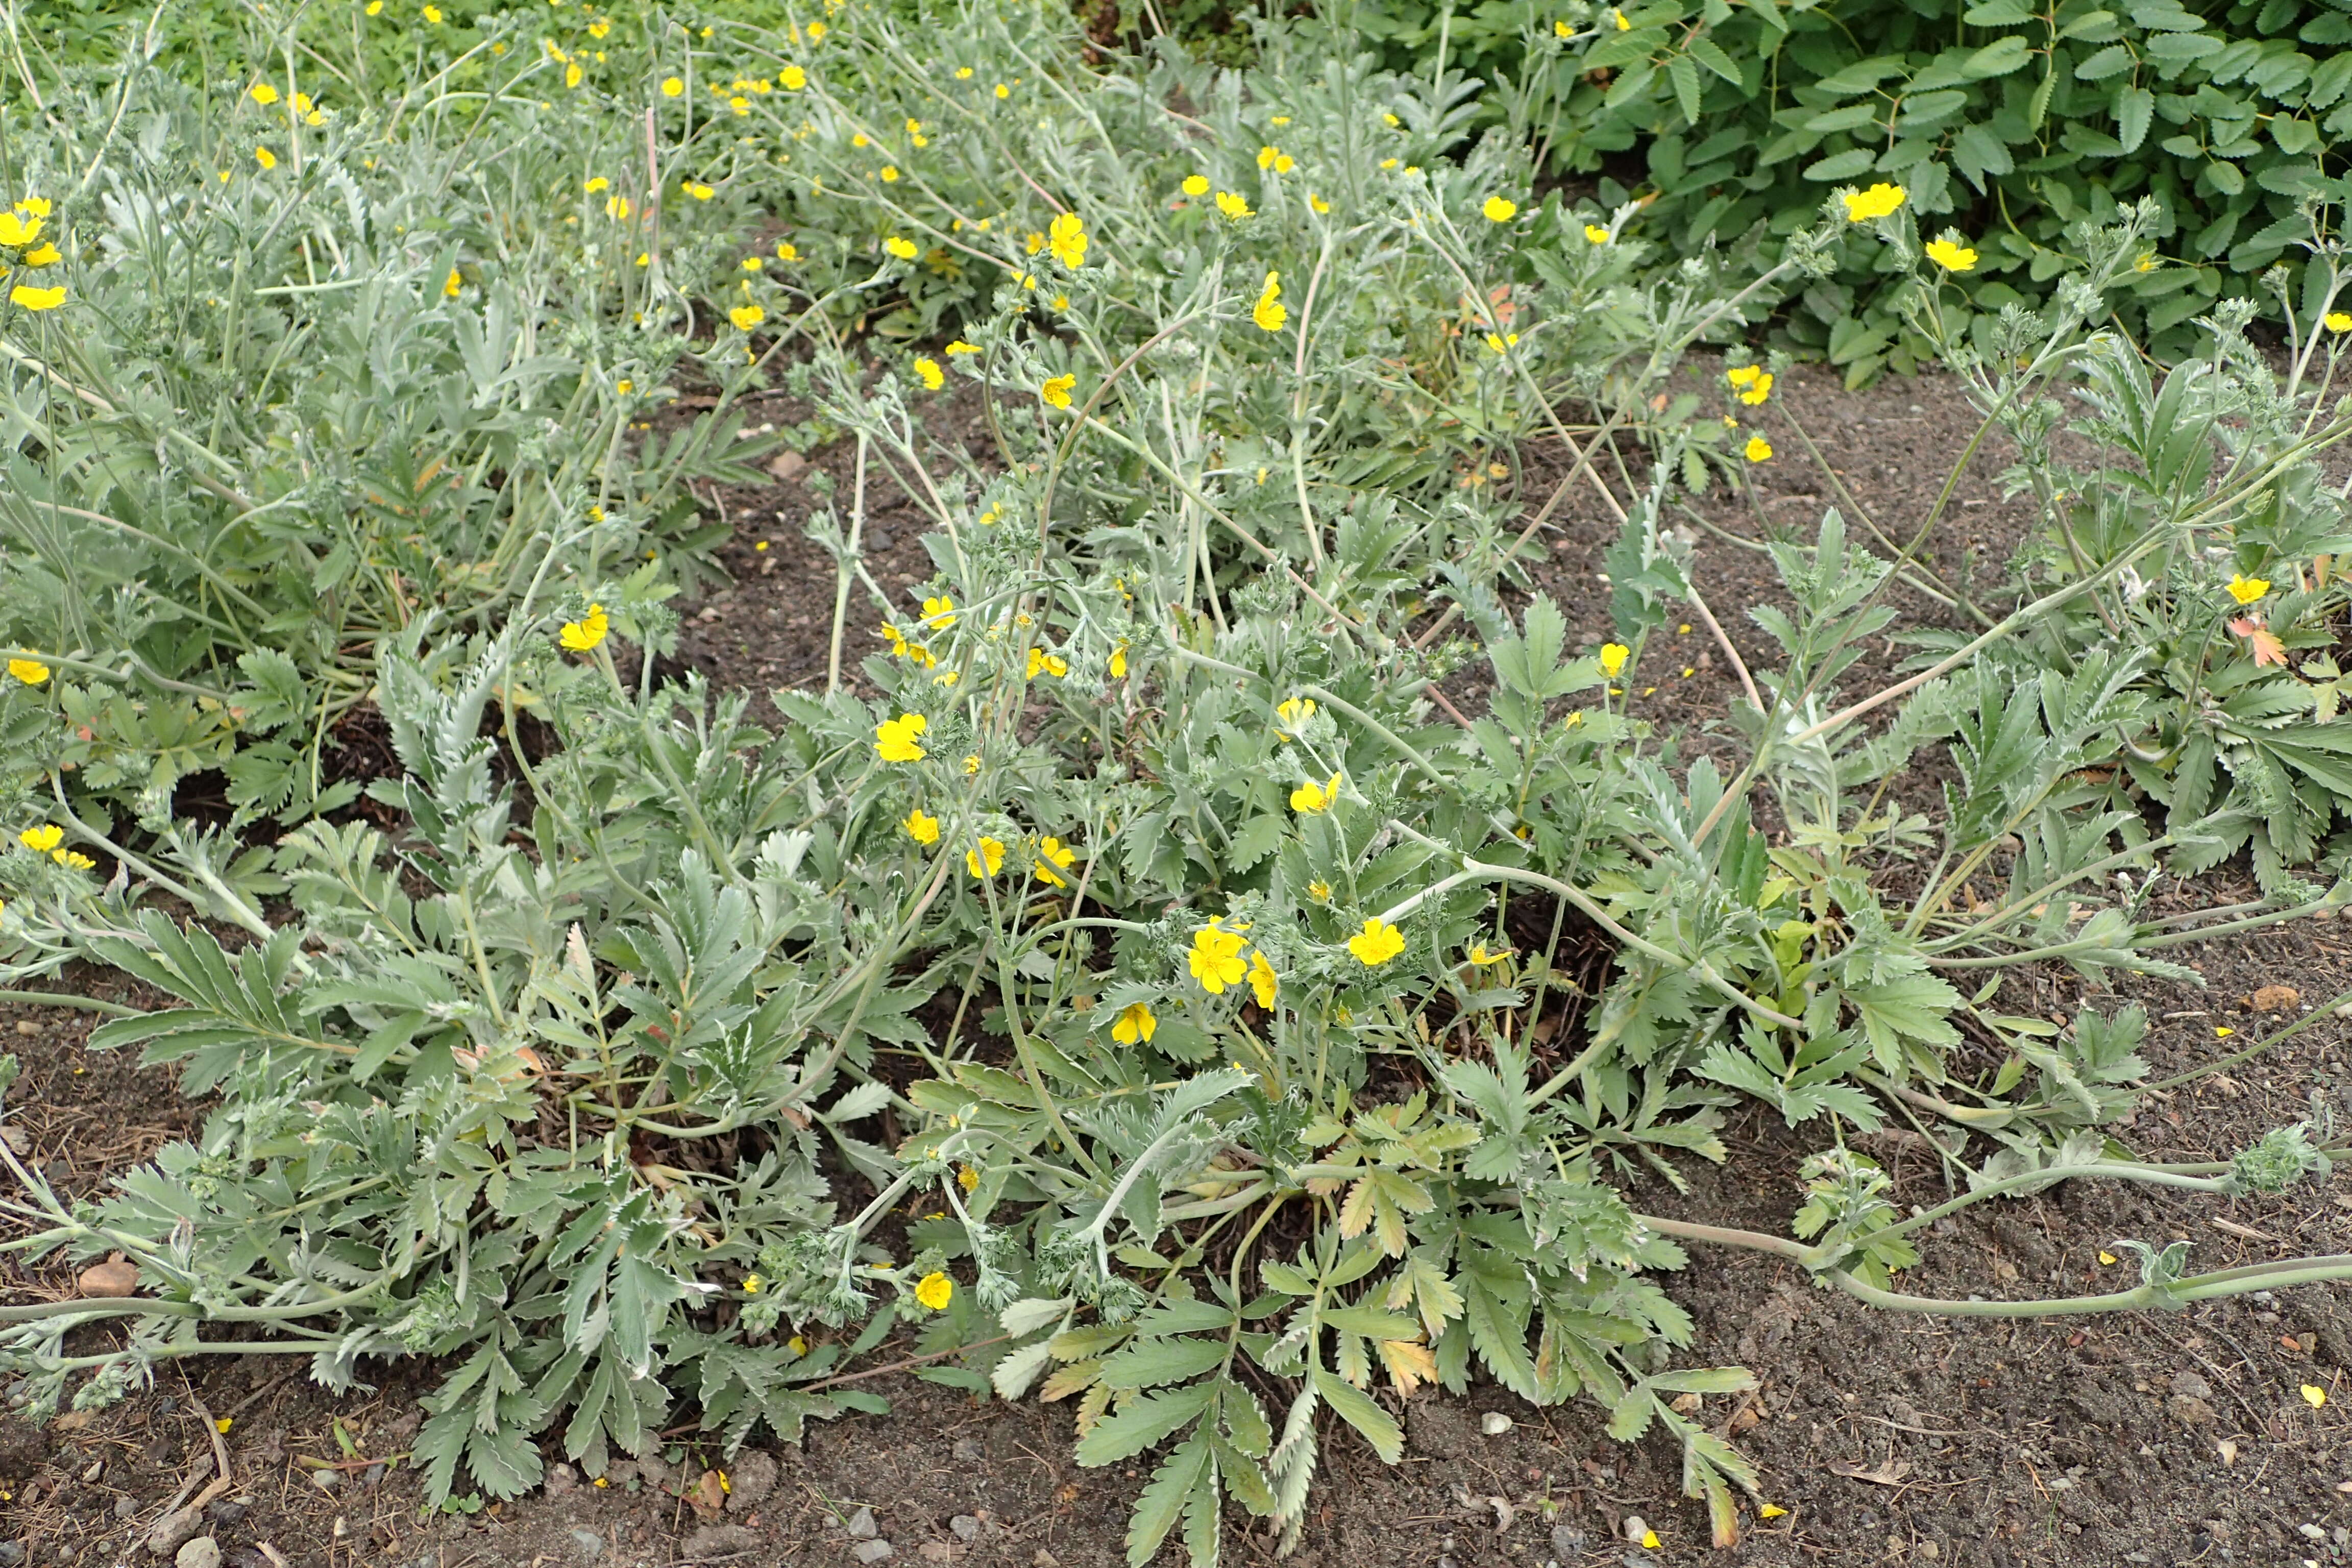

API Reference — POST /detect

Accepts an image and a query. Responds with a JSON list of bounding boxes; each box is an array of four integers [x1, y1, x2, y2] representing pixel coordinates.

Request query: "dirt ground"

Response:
[[9, 362, 2352, 1568]]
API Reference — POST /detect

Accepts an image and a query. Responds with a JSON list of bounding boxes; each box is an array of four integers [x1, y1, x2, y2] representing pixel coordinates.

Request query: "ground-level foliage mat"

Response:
[[6, 2, 2352, 1564]]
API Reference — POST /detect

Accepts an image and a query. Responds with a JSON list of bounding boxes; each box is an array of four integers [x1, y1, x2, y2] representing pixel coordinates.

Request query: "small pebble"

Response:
[[1479, 1412, 1513, 1436], [173, 1541, 220, 1568], [1623, 1515, 1650, 1545], [851, 1542, 894, 1565], [847, 1507, 878, 1539], [950, 1516, 981, 1541], [114, 1499, 135, 1521], [0, 1542, 21, 1566]]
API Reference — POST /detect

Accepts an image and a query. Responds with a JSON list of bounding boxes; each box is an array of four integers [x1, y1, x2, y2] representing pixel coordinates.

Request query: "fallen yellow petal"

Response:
[[2098, 1251, 2117, 1265], [1641, 1530, 1660, 1549], [1759, 1504, 1787, 1519], [2305, 1384, 2329, 1408]]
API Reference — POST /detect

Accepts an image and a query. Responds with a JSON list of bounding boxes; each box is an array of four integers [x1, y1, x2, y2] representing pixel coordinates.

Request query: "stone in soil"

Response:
[[145, 1504, 208, 1557], [173, 1541, 220, 1568], [851, 1542, 895, 1564], [846, 1506, 878, 1538], [679, 1524, 760, 1560], [724, 1449, 778, 1511], [569, 1527, 603, 1561], [949, 1516, 981, 1541]]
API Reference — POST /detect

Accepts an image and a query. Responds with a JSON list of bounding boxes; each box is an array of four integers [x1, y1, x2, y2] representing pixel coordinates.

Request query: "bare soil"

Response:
[[8, 364, 2352, 1568]]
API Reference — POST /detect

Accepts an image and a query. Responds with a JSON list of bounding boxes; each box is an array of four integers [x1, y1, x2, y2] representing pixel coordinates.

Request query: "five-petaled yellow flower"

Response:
[[781, 65, 807, 90], [250, 82, 279, 105], [8, 658, 49, 685], [1924, 237, 1977, 272], [2328, 312, 2352, 334], [18, 825, 61, 853], [1307, 879, 1331, 901], [1275, 696, 1315, 736], [2226, 574, 2270, 605], [1290, 772, 1344, 815], [443, 267, 463, 299], [1040, 374, 1075, 410], [1034, 835, 1077, 887], [742, 1273, 764, 1294], [946, 339, 979, 355], [254, 146, 277, 170], [1584, 224, 1611, 244], [914, 357, 944, 391], [966, 835, 1004, 877], [1744, 435, 1773, 463], [1214, 191, 1253, 220], [915, 1271, 954, 1311], [1112, 1002, 1157, 1044], [920, 595, 955, 629], [1253, 271, 1286, 332], [1736, 371, 1773, 406], [1348, 917, 1405, 967], [1048, 211, 1088, 268], [1248, 949, 1278, 1008], [1466, 943, 1509, 966], [560, 604, 609, 651], [1189, 921, 1250, 993], [1026, 647, 1068, 679], [875, 713, 928, 762], [904, 808, 940, 844], [1843, 183, 1906, 221], [661, 76, 684, 96], [730, 303, 765, 331], [884, 236, 918, 259], [1110, 643, 1129, 678], [1598, 643, 1630, 678], [8, 284, 63, 311], [1482, 195, 1517, 223]]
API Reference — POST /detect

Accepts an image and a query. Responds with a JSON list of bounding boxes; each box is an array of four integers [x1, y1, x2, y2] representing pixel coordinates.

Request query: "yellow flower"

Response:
[[585, 177, 611, 194], [884, 236, 919, 259], [685, 181, 715, 201], [559, 604, 609, 651], [568, 64, 585, 88], [1247, 949, 1278, 1008], [742, 1273, 764, 1294], [423, 4, 442, 20], [904, 809, 940, 844], [1024, 229, 1044, 256], [919, 595, 955, 629], [963, 753, 981, 775], [1759, 1504, 1788, 1520], [1924, 237, 1977, 272], [957, 1165, 978, 1190], [1842, 182, 1906, 221], [1252, 270, 1286, 332], [1347, 918, 1405, 967], [52, 850, 93, 871], [2304, 1384, 2329, 1408], [1048, 211, 1088, 268], [1181, 174, 1209, 198], [1613, 6, 1630, 26], [18, 826, 61, 853], [1307, 879, 1331, 901], [662, 76, 684, 96], [2328, 312, 2352, 333], [0, 211, 38, 248], [2226, 574, 2270, 605], [742, 257, 764, 274], [994, 83, 1010, 99], [729, 303, 765, 331], [1485, 332, 1518, 354], [1109, 643, 1128, 679], [1466, 943, 1508, 966], [1482, 195, 1517, 223], [1555, 18, 1572, 36], [1034, 835, 1077, 887], [878, 164, 897, 181], [1726, 365, 1760, 388], [955, 66, 973, 79], [1275, 696, 1315, 736], [1290, 772, 1344, 814], [915, 1271, 954, 1311], [14, 197, 48, 218], [1598, 643, 1629, 677], [1040, 374, 1075, 410], [254, 146, 277, 170], [589, 17, 610, 37], [912, 356, 944, 391], [1026, 647, 1068, 679], [1189, 923, 1250, 993], [875, 713, 928, 762], [7, 658, 49, 685], [1744, 435, 1773, 463], [443, 267, 463, 298], [1112, 1002, 1157, 1044], [8, 284, 63, 311], [249, 82, 280, 105], [945, 339, 978, 355], [1310, 193, 1331, 214], [1257, 144, 1279, 170], [966, 836, 1004, 877], [1583, 224, 1611, 244], [605, 194, 631, 220], [1738, 371, 1774, 406], [1214, 190, 1253, 220]]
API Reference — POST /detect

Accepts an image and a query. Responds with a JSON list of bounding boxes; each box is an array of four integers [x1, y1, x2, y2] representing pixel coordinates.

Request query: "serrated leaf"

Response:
[[1074, 1383, 1217, 1466], [1311, 1367, 1402, 1463]]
